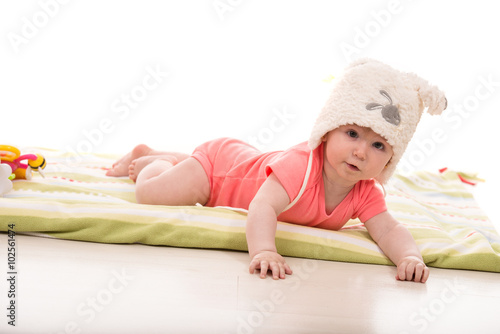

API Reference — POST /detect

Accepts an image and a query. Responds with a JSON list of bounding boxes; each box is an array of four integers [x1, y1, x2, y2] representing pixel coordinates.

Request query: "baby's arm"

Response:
[[364, 211, 429, 283], [246, 173, 293, 280]]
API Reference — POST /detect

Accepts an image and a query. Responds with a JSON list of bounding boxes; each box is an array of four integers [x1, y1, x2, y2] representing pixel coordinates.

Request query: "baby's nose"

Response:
[[353, 143, 367, 160]]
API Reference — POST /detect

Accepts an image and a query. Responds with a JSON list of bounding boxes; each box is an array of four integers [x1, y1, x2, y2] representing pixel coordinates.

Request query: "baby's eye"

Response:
[[373, 142, 384, 150], [347, 130, 358, 138]]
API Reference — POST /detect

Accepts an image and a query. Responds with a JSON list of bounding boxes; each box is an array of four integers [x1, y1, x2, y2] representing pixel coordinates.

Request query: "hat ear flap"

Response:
[[411, 74, 447, 115]]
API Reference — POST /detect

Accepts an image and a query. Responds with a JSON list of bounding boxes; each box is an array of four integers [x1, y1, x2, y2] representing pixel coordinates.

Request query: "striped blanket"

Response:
[[1, 149, 499, 273]]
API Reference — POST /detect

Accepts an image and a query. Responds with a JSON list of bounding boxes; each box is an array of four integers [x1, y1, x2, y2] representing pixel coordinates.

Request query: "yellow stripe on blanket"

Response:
[[0, 149, 499, 273]]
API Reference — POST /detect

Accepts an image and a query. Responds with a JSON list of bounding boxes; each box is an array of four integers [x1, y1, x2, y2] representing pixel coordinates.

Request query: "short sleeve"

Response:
[[264, 147, 310, 204], [354, 180, 387, 222]]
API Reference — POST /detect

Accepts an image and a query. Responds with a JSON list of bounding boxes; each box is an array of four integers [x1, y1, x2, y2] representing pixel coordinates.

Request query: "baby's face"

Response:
[[322, 124, 393, 185]]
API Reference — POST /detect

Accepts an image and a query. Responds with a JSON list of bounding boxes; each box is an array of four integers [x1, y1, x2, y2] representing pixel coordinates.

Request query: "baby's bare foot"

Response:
[[106, 144, 153, 177], [128, 155, 177, 182]]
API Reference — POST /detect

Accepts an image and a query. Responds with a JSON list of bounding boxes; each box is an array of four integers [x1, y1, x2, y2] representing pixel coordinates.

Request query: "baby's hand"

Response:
[[249, 251, 293, 280], [396, 256, 429, 283]]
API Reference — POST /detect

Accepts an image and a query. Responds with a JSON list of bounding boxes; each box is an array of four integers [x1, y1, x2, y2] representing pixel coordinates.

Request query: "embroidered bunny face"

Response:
[[366, 90, 401, 126]]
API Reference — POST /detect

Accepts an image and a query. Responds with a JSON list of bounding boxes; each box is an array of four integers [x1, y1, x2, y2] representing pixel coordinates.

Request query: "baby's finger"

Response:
[[413, 263, 424, 282], [249, 259, 259, 274], [405, 262, 416, 281], [396, 264, 407, 281], [284, 263, 293, 275], [260, 261, 269, 279], [270, 262, 281, 280], [277, 262, 289, 279], [421, 266, 430, 283]]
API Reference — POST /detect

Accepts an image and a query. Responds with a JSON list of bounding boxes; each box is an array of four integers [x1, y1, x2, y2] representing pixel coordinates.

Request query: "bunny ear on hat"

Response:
[[410, 73, 448, 115]]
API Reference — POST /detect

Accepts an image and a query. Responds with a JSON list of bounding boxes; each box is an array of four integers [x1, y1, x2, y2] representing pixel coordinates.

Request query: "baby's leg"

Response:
[[106, 144, 189, 177], [128, 155, 177, 182], [135, 157, 210, 206]]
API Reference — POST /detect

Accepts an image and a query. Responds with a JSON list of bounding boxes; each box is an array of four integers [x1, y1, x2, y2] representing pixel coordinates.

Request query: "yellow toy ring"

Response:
[[0, 145, 20, 162]]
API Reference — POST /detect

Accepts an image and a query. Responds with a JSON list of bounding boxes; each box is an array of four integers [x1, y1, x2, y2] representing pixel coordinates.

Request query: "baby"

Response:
[[107, 59, 447, 283]]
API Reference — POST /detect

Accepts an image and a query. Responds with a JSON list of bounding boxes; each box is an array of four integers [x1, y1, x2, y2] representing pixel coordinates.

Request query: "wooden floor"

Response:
[[0, 235, 499, 334]]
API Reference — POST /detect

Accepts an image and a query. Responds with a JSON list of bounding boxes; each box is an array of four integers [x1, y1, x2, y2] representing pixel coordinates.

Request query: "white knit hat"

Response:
[[309, 58, 447, 184]]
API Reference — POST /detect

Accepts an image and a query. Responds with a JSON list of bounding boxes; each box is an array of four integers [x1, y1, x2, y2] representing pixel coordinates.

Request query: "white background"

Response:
[[1, 0, 499, 225]]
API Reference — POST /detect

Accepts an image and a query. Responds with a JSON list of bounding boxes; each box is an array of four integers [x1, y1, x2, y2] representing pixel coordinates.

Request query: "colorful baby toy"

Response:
[[0, 145, 47, 196]]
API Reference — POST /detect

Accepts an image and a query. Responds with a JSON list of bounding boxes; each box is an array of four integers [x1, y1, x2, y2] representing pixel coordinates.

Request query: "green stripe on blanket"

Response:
[[0, 149, 499, 273]]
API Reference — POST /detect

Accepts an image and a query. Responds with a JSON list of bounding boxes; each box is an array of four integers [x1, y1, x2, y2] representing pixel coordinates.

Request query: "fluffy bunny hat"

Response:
[[309, 58, 447, 184]]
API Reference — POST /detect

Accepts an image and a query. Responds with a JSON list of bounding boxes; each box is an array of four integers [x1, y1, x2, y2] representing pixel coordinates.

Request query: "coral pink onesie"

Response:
[[191, 138, 386, 230]]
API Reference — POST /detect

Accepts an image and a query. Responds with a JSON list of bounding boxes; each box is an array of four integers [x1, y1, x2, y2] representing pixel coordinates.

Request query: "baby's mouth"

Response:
[[346, 162, 360, 171]]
